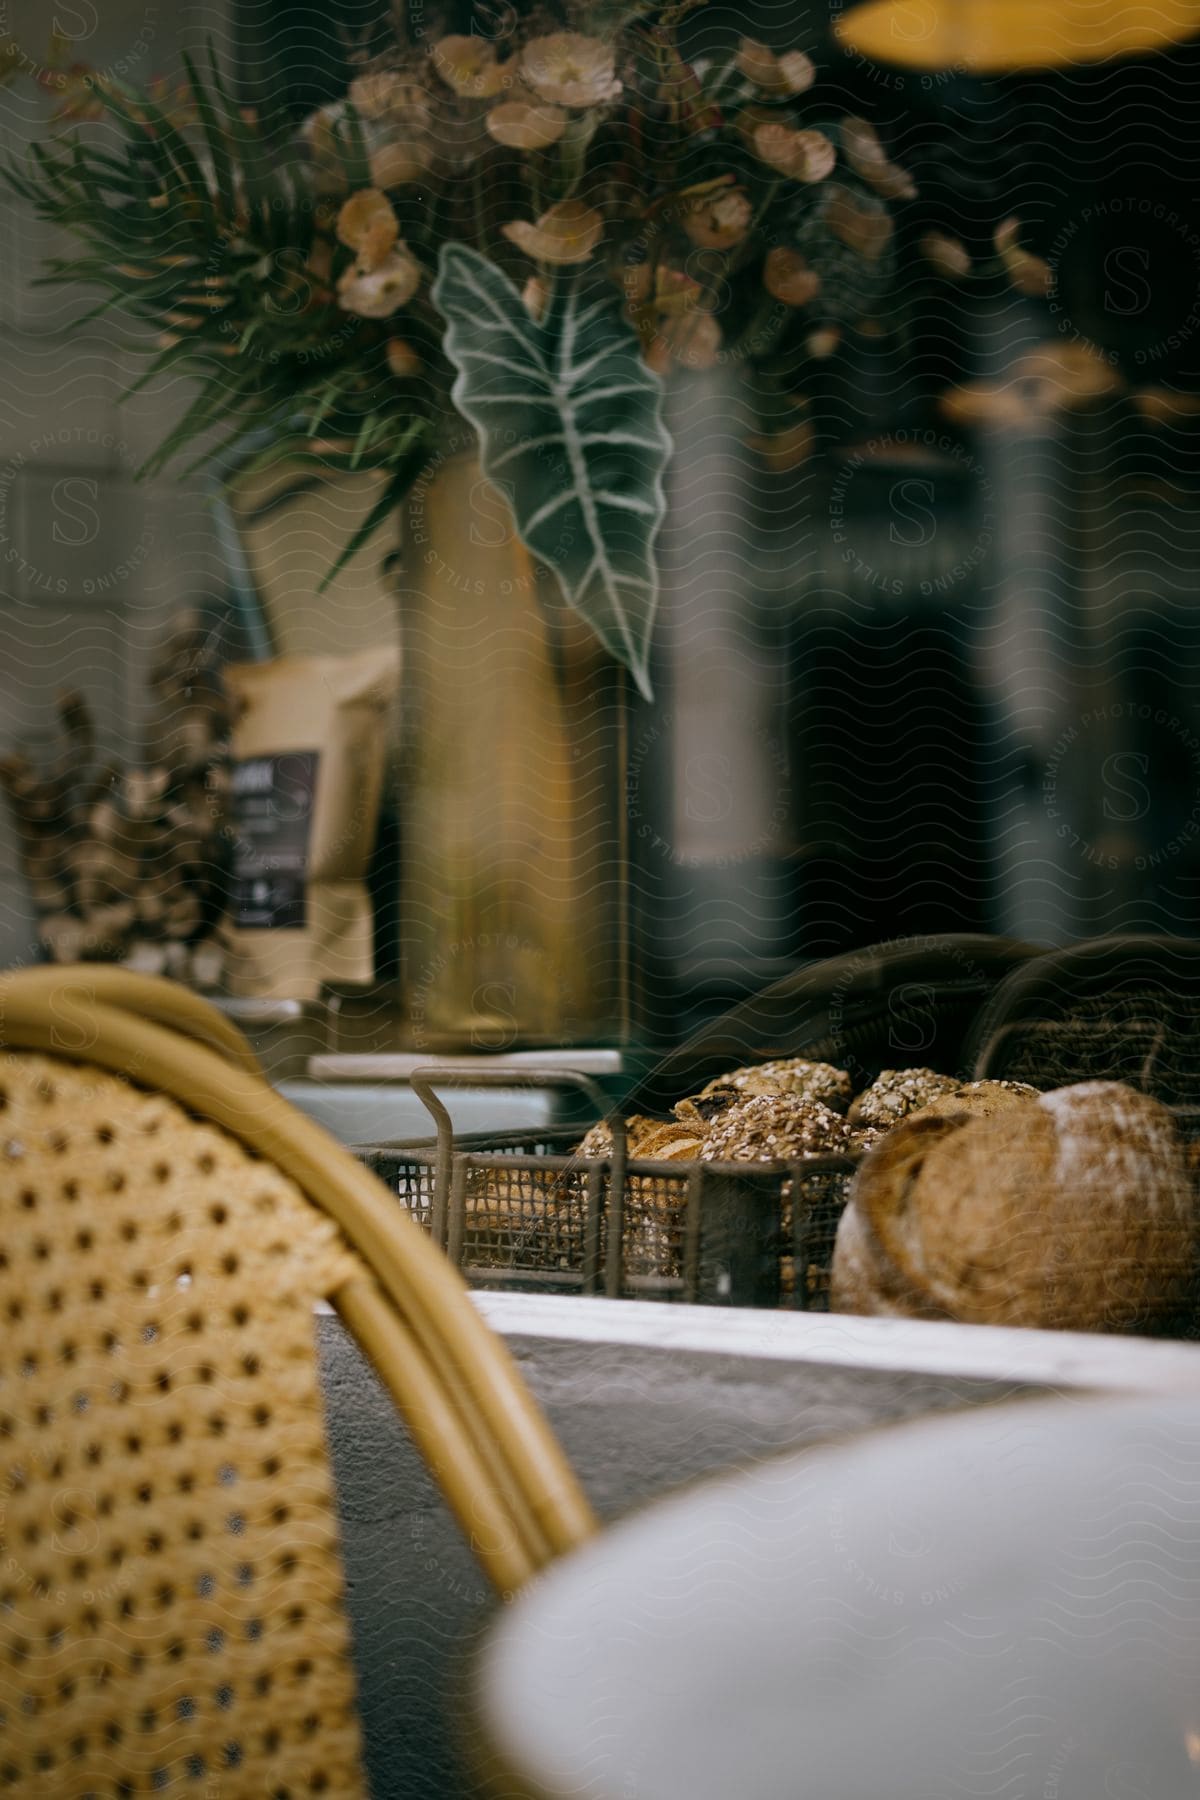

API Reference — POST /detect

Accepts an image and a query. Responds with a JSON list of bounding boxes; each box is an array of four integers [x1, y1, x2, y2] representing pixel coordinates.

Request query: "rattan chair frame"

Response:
[[0, 969, 597, 1597], [0, 963, 266, 1075]]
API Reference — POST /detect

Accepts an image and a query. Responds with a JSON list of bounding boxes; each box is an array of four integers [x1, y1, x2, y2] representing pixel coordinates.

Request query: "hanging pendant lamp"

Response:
[[834, 0, 1200, 71]]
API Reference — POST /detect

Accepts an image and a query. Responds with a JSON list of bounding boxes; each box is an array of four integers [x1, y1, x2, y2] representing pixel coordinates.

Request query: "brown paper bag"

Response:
[[223, 647, 399, 1000]]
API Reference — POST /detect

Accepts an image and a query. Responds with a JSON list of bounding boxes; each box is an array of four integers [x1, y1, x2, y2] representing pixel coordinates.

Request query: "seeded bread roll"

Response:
[[847, 1068, 961, 1149], [700, 1093, 852, 1163], [832, 1081, 1196, 1333], [691, 1057, 853, 1113], [910, 1077, 1038, 1124]]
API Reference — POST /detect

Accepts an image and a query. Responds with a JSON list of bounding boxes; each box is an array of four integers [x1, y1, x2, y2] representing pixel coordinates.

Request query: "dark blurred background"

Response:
[[235, 0, 1200, 1040]]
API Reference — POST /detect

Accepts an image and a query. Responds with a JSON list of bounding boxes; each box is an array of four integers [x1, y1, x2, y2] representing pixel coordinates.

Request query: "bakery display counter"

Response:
[[355, 935, 1200, 1338]]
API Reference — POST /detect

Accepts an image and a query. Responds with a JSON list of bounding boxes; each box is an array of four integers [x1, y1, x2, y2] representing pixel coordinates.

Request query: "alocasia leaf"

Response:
[[432, 243, 672, 701]]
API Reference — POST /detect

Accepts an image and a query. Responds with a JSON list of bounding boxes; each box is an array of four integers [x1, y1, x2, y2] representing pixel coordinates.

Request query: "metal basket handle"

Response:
[[408, 1064, 628, 1253]]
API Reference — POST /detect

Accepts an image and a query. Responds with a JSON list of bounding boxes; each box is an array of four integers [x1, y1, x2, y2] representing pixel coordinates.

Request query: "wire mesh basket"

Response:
[[357, 1069, 858, 1309]]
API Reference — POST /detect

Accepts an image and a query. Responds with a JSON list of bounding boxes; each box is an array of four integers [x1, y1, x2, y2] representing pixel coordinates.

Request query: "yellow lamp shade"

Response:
[[834, 0, 1200, 70]]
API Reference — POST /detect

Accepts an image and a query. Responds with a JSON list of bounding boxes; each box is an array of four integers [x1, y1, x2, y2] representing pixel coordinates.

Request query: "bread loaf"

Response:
[[634, 1121, 704, 1161], [832, 1080, 1196, 1333], [700, 1094, 852, 1163], [623, 1119, 704, 1275], [826, 1173, 935, 1317], [687, 1057, 854, 1118], [574, 1115, 703, 1278], [577, 1115, 676, 1159], [909, 1077, 1038, 1123], [847, 1068, 961, 1148]]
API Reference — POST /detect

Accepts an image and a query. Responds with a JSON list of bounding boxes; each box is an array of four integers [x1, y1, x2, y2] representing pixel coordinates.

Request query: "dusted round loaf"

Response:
[[828, 1179, 931, 1318], [832, 1081, 1196, 1334]]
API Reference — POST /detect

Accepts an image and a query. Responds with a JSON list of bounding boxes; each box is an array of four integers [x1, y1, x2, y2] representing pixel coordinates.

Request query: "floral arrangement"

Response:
[[7, 3, 912, 695]]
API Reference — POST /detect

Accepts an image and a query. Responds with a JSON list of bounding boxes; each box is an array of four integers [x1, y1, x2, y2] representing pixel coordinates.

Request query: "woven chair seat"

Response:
[[0, 1051, 367, 1797]]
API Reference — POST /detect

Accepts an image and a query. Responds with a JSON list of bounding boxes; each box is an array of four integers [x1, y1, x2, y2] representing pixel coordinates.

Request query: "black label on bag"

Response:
[[229, 751, 318, 930]]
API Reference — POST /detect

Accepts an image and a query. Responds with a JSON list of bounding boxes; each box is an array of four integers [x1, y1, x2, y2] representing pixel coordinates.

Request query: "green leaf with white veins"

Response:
[[432, 243, 672, 701]]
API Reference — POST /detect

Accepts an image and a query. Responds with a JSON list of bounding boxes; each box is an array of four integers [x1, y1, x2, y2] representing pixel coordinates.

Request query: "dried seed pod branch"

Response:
[[0, 616, 232, 982], [6, 21, 915, 692]]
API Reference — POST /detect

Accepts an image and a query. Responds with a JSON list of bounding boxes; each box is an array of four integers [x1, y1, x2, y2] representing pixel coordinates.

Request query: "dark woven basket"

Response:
[[968, 936, 1200, 1106], [625, 934, 1041, 1114]]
